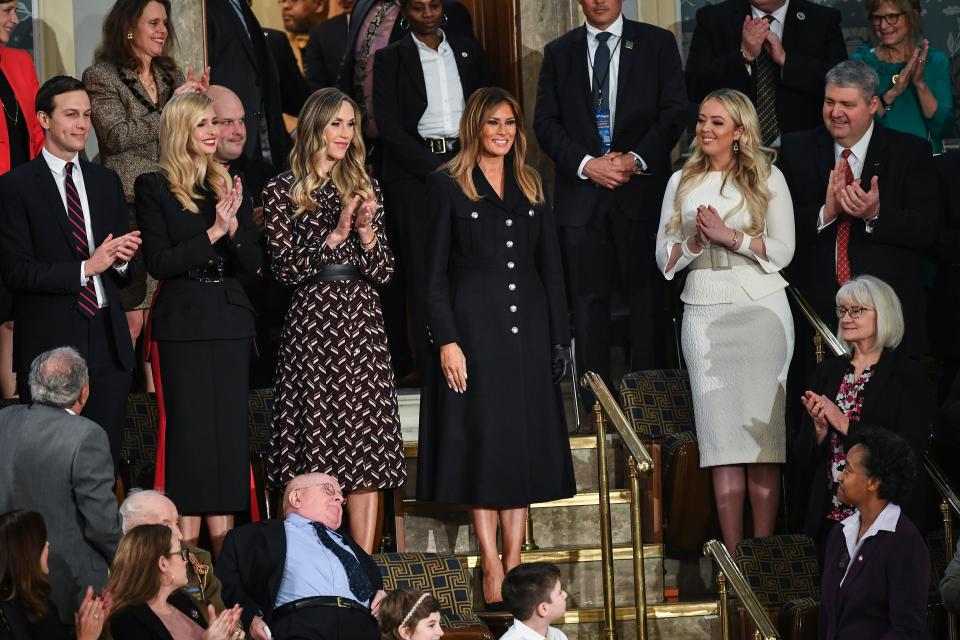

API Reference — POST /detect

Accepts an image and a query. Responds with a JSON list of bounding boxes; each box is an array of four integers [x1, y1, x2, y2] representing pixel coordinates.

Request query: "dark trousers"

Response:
[[17, 312, 131, 473], [559, 199, 666, 395], [270, 605, 378, 640]]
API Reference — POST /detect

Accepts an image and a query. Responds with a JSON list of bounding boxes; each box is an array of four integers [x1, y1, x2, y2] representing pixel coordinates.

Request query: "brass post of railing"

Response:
[[943, 500, 957, 640], [717, 571, 729, 640], [522, 508, 538, 551], [594, 400, 618, 640], [813, 334, 825, 364], [627, 456, 648, 640]]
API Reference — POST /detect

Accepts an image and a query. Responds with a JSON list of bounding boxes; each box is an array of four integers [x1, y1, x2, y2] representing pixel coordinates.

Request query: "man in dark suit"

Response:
[[304, 0, 355, 89], [779, 60, 936, 359], [263, 28, 312, 126], [207, 0, 290, 180], [0, 75, 139, 468], [686, 0, 847, 143], [218, 472, 385, 640], [0, 347, 122, 624], [534, 0, 687, 398]]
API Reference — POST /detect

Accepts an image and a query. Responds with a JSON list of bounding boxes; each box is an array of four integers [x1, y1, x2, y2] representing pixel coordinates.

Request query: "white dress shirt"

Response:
[[41, 148, 127, 309], [838, 502, 901, 587], [499, 618, 569, 640], [414, 30, 464, 139], [751, 0, 788, 43]]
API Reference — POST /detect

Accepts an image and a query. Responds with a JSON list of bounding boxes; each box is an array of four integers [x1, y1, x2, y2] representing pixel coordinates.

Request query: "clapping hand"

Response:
[[911, 40, 929, 89], [800, 390, 849, 440], [75, 586, 110, 640], [86, 231, 143, 277], [837, 175, 880, 220], [201, 604, 244, 640], [823, 158, 847, 225], [211, 176, 243, 241], [174, 66, 210, 96], [740, 15, 770, 62], [327, 195, 362, 249], [765, 30, 786, 66]]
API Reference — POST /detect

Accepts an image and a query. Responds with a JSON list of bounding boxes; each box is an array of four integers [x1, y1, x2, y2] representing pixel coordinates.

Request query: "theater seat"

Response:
[[373, 552, 493, 640], [734, 534, 820, 640], [620, 369, 716, 551]]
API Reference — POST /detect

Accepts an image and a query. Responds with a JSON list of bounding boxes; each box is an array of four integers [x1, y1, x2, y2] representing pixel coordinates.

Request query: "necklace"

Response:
[[1, 98, 18, 125]]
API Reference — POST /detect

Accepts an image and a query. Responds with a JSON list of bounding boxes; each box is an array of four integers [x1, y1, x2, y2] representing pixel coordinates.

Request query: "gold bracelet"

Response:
[[361, 237, 377, 249]]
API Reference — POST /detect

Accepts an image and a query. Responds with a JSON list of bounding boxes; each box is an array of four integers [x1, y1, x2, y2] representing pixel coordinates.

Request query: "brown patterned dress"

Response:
[[264, 172, 406, 491]]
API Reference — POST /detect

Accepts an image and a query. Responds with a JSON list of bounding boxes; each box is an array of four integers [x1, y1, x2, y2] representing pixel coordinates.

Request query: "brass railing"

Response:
[[925, 453, 959, 640], [703, 539, 780, 640], [787, 286, 848, 360], [581, 371, 655, 640]]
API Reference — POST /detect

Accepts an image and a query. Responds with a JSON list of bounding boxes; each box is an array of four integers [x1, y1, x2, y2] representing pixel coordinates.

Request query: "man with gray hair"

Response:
[[119, 490, 226, 615], [0, 346, 122, 625], [779, 59, 936, 359]]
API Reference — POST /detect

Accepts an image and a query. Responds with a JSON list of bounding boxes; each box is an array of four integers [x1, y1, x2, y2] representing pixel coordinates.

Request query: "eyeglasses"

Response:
[[869, 12, 904, 26], [835, 306, 875, 319], [295, 482, 345, 499], [165, 548, 189, 561]]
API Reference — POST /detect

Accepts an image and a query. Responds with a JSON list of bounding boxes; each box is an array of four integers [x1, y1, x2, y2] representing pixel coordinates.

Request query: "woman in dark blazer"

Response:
[[135, 93, 261, 558], [820, 426, 929, 640], [106, 524, 242, 640], [796, 275, 933, 553], [372, 0, 494, 376], [418, 87, 575, 605]]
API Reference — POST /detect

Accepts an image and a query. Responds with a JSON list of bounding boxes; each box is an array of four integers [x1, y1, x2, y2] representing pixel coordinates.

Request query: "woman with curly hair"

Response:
[[655, 88, 796, 551], [264, 87, 405, 553], [377, 588, 443, 640]]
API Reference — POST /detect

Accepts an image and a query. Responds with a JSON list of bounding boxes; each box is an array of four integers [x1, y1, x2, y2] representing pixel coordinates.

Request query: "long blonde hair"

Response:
[[104, 525, 171, 629], [288, 88, 372, 216], [158, 92, 232, 213], [669, 89, 773, 236], [447, 87, 544, 204]]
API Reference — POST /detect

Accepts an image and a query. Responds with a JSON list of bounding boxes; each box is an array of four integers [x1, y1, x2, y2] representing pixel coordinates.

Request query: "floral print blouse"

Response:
[[826, 365, 876, 522]]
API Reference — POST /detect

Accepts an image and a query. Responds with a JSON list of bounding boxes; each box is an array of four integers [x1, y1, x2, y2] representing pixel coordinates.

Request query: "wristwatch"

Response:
[[879, 92, 893, 111], [633, 155, 643, 173]]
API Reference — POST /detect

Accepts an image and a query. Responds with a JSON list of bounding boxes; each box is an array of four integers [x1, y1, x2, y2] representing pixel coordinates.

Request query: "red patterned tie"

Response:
[[835, 149, 855, 285], [65, 162, 98, 318]]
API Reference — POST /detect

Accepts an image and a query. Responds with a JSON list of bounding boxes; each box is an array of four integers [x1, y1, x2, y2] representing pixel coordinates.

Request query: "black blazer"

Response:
[[778, 124, 936, 356], [263, 28, 311, 119], [109, 591, 208, 640], [304, 14, 349, 90], [133, 172, 262, 342], [206, 0, 289, 172], [533, 18, 687, 227], [337, 0, 473, 97], [0, 599, 66, 640], [820, 512, 930, 640], [373, 32, 494, 184], [685, 0, 847, 135], [793, 349, 934, 535], [216, 519, 383, 629], [0, 155, 135, 374]]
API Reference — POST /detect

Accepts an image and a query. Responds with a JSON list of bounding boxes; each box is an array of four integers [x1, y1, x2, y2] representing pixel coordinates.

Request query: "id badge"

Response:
[[596, 108, 612, 155]]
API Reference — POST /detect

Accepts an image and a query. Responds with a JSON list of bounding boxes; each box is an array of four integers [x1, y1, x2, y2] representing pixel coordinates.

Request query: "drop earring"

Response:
[[733, 140, 740, 155], [399, 16, 409, 30]]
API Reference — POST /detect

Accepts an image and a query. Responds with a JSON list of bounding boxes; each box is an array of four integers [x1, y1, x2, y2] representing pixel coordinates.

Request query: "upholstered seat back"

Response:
[[734, 534, 821, 607], [619, 369, 694, 440]]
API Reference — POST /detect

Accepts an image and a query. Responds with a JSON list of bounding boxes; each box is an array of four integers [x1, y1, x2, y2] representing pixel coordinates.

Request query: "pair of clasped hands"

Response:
[[689, 204, 737, 248], [583, 152, 637, 190], [325, 193, 378, 249]]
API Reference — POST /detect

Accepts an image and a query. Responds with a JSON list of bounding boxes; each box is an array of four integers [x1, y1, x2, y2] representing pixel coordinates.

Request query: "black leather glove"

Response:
[[551, 344, 571, 384]]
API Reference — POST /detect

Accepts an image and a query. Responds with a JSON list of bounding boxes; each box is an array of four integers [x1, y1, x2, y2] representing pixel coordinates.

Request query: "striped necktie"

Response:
[[835, 149, 855, 285], [65, 162, 98, 318], [754, 15, 780, 146]]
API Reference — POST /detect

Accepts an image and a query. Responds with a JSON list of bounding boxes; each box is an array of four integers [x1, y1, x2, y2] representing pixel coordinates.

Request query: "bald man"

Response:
[[119, 490, 226, 616], [208, 84, 268, 206], [217, 473, 385, 640]]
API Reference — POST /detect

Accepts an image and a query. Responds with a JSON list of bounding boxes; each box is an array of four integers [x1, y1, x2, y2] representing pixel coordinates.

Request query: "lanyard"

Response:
[[587, 34, 623, 111]]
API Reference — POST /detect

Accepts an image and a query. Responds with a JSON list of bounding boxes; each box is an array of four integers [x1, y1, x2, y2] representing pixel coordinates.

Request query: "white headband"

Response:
[[400, 593, 431, 627]]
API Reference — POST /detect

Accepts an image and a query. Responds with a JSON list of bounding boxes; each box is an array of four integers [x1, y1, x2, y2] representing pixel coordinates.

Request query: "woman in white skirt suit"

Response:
[[655, 89, 795, 551]]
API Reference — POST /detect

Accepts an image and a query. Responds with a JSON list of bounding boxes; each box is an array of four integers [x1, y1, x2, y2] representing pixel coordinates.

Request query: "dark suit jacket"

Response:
[[133, 172, 262, 342], [337, 0, 473, 96], [793, 349, 934, 535], [109, 591, 208, 640], [216, 519, 383, 629], [533, 18, 687, 227], [685, 0, 846, 135], [820, 511, 930, 640], [778, 124, 936, 356], [263, 28, 312, 118], [206, 0, 289, 171], [304, 13, 349, 90], [0, 404, 122, 625], [373, 32, 494, 184], [0, 155, 135, 374]]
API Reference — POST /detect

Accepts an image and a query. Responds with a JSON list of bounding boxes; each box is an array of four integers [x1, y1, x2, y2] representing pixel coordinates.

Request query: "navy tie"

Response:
[[312, 523, 375, 603], [592, 32, 613, 111]]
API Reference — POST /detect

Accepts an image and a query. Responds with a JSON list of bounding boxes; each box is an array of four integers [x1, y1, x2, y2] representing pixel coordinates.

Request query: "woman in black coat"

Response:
[[418, 87, 575, 606], [135, 93, 262, 558], [796, 275, 934, 554], [372, 0, 494, 377]]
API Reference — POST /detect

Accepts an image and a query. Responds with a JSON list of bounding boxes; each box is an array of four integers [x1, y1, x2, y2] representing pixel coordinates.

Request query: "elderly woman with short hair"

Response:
[[796, 275, 933, 553]]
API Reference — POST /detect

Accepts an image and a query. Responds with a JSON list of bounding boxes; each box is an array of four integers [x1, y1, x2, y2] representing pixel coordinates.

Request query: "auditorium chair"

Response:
[[373, 552, 493, 640], [619, 369, 716, 551], [734, 534, 820, 640]]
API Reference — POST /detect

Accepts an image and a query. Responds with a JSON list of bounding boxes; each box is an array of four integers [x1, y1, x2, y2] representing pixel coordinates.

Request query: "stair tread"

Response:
[[403, 434, 619, 457], [402, 490, 632, 512]]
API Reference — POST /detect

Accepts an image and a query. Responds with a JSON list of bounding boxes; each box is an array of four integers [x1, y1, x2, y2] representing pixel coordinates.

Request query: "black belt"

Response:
[[184, 262, 234, 283], [306, 264, 363, 284], [272, 596, 369, 621], [423, 136, 458, 155]]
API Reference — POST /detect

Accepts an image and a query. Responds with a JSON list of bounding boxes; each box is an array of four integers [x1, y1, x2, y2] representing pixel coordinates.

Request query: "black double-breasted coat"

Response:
[[417, 163, 575, 507]]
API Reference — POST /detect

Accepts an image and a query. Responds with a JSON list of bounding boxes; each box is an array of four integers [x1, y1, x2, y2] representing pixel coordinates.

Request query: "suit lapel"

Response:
[[32, 156, 75, 254], [570, 26, 594, 123], [860, 125, 886, 193], [399, 36, 427, 103], [815, 128, 836, 192], [449, 35, 474, 95], [780, 0, 805, 51], [613, 20, 636, 123], [79, 162, 109, 247]]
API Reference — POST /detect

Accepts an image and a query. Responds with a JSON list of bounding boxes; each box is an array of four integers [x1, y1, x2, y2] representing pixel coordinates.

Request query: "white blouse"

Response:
[[655, 167, 795, 305]]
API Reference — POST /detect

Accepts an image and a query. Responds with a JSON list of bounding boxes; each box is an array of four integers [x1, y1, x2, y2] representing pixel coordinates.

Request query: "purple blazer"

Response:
[[819, 511, 930, 639]]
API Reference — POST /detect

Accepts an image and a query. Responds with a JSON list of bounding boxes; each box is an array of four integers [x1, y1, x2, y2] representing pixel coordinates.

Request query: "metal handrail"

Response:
[[926, 452, 960, 517], [925, 452, 960, 640], [580, 372, 655, 640], [704, 539, 780, 640], [787, 286, 848, 358]]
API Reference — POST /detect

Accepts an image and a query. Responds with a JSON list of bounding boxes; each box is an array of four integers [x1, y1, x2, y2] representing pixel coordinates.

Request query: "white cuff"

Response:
[[113, 261, 130, 274], [865, 212, 879, 233], [577, 155, 593, 180], [628, 152, 647, 172], [816, 206, 838, 233], [80, 262, 88, 285], [680, 237, 704, 259]]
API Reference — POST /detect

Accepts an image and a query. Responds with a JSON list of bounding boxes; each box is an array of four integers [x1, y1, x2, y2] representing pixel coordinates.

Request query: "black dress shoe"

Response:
[[482, 601, 506, 613]]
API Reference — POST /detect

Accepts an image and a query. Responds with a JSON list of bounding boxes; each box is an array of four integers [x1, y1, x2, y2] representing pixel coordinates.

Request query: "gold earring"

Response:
[[127, 32, 134, 40]]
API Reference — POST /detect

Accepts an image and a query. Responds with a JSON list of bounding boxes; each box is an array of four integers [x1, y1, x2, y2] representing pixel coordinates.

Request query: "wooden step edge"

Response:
[[480, 601, 719, 624], [460, 544, 663, 569], [403, 434, 618, 458], [401, 490, 632, 513]]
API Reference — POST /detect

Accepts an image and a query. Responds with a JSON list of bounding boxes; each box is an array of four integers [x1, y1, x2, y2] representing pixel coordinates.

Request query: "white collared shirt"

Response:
[[499, 618, 569, 640], [750, 0, 789, 40], [414, 30, 464, 139], [42, 148, 112, 308], [838, 502, 901, 587]]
